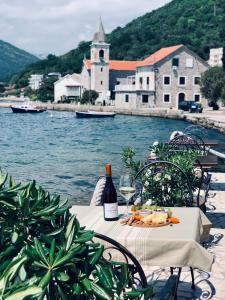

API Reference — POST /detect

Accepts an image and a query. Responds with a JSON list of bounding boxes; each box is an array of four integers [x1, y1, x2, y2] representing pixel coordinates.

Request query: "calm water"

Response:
[[0, 108, 224, 205]]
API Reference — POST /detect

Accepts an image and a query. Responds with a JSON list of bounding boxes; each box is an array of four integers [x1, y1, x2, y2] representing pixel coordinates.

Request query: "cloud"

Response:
[[0, 0, 170, 56]]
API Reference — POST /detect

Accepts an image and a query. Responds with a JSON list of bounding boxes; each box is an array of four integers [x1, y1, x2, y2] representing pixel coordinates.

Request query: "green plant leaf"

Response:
[[53, 245, 83, 268], [89, 279, 111, 300], [4, 286, 42, 300], [89, 246, 104, 266], [38, 271, 51, 288], [34, 238, 49, 266], [74, 232, 94, 243], [0, 256, 27, 294], [95, 263, 114, 290], [0, 172, 8, 188]]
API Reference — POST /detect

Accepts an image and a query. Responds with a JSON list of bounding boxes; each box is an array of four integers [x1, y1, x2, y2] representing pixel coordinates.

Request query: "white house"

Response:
[[29, 74, 43, 90], [54, 74, 83, 102], [208, 48, 223, 67]]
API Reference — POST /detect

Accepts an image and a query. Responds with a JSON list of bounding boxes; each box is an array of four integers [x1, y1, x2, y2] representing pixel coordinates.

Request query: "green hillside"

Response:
[[0, 40, 38, 80], [11, 0, 225, 85]]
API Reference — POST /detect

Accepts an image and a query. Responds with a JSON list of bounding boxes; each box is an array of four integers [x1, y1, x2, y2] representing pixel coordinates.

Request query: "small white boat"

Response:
[[76, 110, 116, 118]]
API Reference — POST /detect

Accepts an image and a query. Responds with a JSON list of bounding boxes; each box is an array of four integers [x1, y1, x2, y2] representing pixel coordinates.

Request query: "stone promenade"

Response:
[[150, 172, 225, 300]]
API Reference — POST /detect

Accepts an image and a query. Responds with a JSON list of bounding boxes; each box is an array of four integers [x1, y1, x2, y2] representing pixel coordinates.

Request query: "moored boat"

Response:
[[11, 105, 46, 114], [76, 110, 116, 118]]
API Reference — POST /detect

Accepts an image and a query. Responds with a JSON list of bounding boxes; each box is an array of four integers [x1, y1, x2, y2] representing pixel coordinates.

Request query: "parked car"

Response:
[[179, 101, 203, 113]]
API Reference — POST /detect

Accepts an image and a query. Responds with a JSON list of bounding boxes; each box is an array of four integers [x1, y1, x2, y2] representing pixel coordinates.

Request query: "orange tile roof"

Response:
[[137, 45, 184, 67], [84, 59, 139, 71], [84, 45, 184, 71]]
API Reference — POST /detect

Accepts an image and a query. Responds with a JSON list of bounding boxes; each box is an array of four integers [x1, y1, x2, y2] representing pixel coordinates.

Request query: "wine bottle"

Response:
[[102, 163, 118, 221]]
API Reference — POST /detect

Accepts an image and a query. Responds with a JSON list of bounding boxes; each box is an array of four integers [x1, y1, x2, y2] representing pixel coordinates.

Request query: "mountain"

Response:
[[0, 40, 38, 81], [11, 0, 225, 85]]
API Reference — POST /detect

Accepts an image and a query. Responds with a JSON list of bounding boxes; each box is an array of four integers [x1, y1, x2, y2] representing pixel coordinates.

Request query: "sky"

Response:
[[0, 0, 171, 57]]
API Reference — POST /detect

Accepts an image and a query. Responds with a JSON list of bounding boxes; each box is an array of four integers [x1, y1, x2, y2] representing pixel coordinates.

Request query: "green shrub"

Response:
[[0, 171, 152, 299]]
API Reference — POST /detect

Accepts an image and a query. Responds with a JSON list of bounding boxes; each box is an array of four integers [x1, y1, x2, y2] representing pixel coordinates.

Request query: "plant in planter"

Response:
[[122, 145, 201, 207], [0, 171, 153, 300]]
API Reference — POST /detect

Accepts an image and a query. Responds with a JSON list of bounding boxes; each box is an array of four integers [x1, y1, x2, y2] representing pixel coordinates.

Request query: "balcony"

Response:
[[114, 84, 136, 92]]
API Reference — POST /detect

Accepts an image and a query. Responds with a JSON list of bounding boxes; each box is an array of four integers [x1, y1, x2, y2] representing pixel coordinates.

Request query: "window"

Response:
[[139, 77, 143, 84], [147, 77, 150, 85], [194, 76, 200, 85], [163, 94, 171, 103], [125, 95, 129, 103], [172, 58, 179, 67], [101, 67, 103, 72], [142, 95, 149, 103], [101, 81, 103, 85], [164, 76, 170, 85], [186, 58, 193, 68], [179, 76, 186, 85], [194, 94, 201, 102], [99, 50, 104, 59]]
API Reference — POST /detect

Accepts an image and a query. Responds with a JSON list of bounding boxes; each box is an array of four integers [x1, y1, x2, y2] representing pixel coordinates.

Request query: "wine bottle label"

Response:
[[104, 203, 118, 219]]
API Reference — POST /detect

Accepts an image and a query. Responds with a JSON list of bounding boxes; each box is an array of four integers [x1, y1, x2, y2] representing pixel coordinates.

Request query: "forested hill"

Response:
[[0, 40, 38, 80], [12, 0, 225, 85]]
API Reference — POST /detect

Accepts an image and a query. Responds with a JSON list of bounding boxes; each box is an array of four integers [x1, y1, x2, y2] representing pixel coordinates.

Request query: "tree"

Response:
[[0, 83, 5, 93], [81, 89, 99, 104], [37, 76, 58, 102], [200, 67, 225, 109]]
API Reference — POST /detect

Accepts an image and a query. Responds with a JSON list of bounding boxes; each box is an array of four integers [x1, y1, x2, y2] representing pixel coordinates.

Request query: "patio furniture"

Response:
[[134, 160, 193, 207], [95, 232, 148, 289], [168, 133, 208, 156], [197, 154, 218, 169], [71, 206, 213, 296]]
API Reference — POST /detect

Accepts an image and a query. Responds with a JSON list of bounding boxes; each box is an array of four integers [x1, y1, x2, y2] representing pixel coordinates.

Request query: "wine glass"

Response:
[[119, 174, 136, 217]]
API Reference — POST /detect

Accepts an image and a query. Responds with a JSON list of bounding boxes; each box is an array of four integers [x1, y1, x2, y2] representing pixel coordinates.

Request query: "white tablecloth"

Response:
[[70, 206, 213, 272]]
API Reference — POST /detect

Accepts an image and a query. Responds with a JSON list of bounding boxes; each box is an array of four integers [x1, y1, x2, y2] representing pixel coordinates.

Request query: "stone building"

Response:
[[115, 45, 209, 109], [54, 19, 209, 108]]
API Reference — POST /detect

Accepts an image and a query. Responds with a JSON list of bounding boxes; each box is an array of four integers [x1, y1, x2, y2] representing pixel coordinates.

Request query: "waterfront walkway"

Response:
[[151, 172, 225, 299]]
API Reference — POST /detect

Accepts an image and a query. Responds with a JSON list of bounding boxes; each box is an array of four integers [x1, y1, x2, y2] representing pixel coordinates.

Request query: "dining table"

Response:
[[70, 206, 213, 273], [197, 154, 218, 169]]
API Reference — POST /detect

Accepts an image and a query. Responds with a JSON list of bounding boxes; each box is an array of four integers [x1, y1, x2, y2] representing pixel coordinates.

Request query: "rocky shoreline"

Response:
[[1, 101, 225, 134]]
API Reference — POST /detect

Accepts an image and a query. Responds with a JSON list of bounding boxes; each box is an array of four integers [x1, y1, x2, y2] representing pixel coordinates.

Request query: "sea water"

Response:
[[0, 108, 224, 205]]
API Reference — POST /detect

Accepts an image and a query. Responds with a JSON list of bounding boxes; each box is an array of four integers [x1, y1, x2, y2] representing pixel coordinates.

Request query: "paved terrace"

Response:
[[149, 172, 225, 300]]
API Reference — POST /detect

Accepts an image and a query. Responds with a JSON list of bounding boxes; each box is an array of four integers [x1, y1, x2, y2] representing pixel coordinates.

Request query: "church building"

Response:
[[81, 19, 139, 104]]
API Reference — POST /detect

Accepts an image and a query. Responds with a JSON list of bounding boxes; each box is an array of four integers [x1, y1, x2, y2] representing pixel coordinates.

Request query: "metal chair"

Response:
[[134, 161, 196, 295], [184, 124, 208, 139], [135, 160, 193, 207], [95, 233, 148, 289], [168, 133, 207, 155]]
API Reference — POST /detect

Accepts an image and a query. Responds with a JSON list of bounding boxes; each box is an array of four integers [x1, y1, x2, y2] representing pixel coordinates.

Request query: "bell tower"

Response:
[[90, 18, 110, 102]]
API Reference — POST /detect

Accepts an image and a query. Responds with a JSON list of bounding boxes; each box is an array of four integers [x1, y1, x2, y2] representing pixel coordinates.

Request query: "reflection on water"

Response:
[[0, 108, 225, 205]]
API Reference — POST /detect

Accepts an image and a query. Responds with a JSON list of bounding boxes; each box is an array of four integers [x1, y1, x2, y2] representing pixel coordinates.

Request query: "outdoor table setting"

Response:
[[70, 205, 214, 273]]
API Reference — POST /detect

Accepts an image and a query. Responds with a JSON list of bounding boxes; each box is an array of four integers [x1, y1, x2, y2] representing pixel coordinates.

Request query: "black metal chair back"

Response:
[[168, 133, 206, 155], [184, 124, 208, 139], [135, 161, 193, 207]]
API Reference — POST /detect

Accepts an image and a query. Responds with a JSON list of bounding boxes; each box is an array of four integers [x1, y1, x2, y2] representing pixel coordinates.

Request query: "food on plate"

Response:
[[143, 212, 168, 225], [120, 206, 179, 227], [168, 217, 180, 224]]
